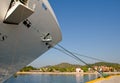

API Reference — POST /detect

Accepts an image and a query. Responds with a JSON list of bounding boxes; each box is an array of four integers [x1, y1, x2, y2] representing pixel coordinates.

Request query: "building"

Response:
[[76, 68, 84, 73]]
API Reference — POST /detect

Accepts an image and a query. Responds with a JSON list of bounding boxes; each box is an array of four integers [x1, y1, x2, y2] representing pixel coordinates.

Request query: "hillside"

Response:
[[39, 62, 120, 72], [52, 63, 82, 68], [90, 62, 120, 67], [90, 62, 120, 71], [40, 63, 81, 72], [44, 62, 120, 69], [20, 62, 120, 72]]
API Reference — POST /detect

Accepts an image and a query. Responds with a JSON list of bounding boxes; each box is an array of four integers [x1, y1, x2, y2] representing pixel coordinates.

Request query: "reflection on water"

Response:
[[76, 74, 99, 83], [76, 74, 84, 83], [4, 74, 99, 83]]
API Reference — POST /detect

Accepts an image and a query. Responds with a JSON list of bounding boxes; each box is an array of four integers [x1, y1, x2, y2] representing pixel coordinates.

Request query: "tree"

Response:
[[20, 66, 36, 72]]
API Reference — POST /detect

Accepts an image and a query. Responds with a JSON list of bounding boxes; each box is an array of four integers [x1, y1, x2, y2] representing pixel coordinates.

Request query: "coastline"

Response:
[[16, 72, 120, 75], [16, 72, 98, 75]]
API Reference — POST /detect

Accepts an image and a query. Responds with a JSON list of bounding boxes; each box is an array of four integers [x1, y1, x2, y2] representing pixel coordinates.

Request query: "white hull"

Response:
[[0, 0, 62, 82]]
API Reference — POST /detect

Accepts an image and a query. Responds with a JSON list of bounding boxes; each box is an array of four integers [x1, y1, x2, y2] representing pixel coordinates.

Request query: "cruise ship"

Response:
[[0, 0, 62, 82]]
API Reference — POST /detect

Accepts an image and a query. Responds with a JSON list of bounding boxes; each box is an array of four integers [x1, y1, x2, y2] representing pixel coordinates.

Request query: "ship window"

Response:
[[42, 3, 47, 10]]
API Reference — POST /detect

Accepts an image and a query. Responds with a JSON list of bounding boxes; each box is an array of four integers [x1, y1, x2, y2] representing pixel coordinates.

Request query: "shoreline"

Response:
[[16, 72, 98, 75], [16, 72, 120, 75]]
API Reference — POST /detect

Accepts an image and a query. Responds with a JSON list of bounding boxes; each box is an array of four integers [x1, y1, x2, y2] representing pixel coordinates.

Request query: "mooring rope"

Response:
[[51, 44, 105, 77]]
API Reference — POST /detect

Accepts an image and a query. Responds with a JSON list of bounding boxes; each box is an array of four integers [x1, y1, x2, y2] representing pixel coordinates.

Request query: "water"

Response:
[[4, 74, 98, 83]]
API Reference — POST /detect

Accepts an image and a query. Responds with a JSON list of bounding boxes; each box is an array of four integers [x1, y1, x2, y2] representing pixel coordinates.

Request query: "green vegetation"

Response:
[[20, 66, 37, 72], [81, 66, 89, 72], [20, 62, 120, 72], [39, 63, 80, 72]]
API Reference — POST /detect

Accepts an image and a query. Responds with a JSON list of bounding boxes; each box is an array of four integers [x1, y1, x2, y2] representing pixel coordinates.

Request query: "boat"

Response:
[[0, 0, 62, 82]]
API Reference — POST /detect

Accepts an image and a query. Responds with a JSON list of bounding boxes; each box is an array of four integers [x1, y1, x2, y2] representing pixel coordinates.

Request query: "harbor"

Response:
[[0, 0, 120, 83]]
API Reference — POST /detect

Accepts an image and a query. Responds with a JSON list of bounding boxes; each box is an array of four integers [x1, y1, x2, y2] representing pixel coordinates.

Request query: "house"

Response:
[[76, 68, 84, 73]]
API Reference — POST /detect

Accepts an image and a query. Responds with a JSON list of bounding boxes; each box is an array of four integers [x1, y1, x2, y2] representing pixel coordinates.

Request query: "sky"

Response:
[[30, 0, 120, 68]]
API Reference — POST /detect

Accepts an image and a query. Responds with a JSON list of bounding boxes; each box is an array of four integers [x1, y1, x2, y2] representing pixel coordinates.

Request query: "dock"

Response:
[[87, 75, 120, 83]]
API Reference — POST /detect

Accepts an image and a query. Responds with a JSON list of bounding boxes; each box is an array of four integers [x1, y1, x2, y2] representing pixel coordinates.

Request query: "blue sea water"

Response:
[[4, 74, 98, 83]]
